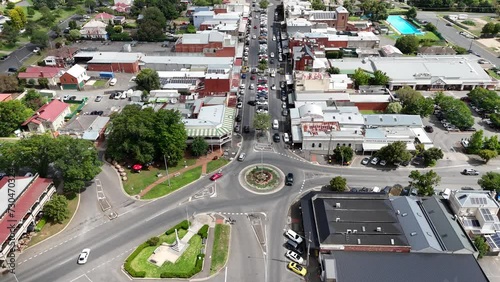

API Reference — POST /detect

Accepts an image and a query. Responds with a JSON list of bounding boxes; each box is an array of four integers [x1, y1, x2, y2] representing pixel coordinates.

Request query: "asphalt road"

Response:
[[418, 12, 499, 66]]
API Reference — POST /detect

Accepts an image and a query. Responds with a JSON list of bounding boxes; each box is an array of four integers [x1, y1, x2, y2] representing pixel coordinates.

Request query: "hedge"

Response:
[[197, 225, 209, 239], [160, 254, 205, 278], [124, 242, 149, 278], [166, 220, 190, 235], [444, 16, 469, 30]]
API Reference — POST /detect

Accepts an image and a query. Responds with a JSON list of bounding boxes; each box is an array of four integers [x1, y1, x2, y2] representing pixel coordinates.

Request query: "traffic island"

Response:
[[239, 164, 285, 194]]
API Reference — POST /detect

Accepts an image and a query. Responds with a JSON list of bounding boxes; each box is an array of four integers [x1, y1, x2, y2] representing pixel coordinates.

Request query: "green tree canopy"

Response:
[[0, 100, 33, 136], [0, 74, 19, 92], [479, 149, 498, 163], [395, 35, 420, 54], [424, 22, 436, 32], [435, 95, 474, 128], [106, 105, 187, 165], [478, 171, 500, 192], [137, 7, 167, 41], [22, 89, 47, 111], [422, 147, 444, 167], [311, 0, 325, 10], [30, 30, 49, 48], [136, 68, 160, 92], [482, 22, 496, 35], [326, 67, 340, 74], [259, 0, 269, 9], [191, 137, 209, 157], [333, 146, 354, 163], [370, 70, 389, 86], [467, 87, 500, 114], [67, 29, 81, 41], [474, 236, 489, 259], [376, 141, 412, 165], [385, 102, 402, 114], [467, 130, 484, 154], [352, 68, 370, 88], [43, 194, 69, 224], [253, 113, 271, 131], [409, 170, 441, 196], [406, 7, 417, 19], [329, 176, 347, 192], [360, 0, 388, 21], [397, 88, 433, 118]]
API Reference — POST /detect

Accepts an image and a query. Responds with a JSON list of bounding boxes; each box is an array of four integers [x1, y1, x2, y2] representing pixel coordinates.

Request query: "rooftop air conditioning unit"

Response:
[[376, 227, 382, 232]]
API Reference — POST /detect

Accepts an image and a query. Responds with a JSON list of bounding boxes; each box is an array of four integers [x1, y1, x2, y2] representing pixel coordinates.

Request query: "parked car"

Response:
[[361, 157, 370, 165], [285, 229, 303, 244], [283, 133, 290, 143], [243, 125, 250, 133], [77, 249, 91, 264], [285, 250, 304, 264], [370, 157, 379, 165], [287, 262, 307, 277], [210, 172, 223, 181], [424, 125, 434, 133], [273, 119, 279, 129], [237, 102, 243, 108], [462, 169, 479, 175], [285, 239, 303, 255], [379, 160, 387, 166], [282, 109, 288, 117], [109, 78, 117, 86]]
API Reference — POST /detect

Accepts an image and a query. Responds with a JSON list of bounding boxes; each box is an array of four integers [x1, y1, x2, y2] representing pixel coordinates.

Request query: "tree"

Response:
[[190, 137, 208, 157], [422, 147, 443, 167], [329, 176, 347, 192], [0, 100, 33, 136], [136, 68, 160, 92], [333, 146, 354, 164], [467, 87, 500, 114], [8, 9, 23, 30], [491, 113, 500, 129], [395, 35, 419, 54], [43, 195, 69, 223], [474, 236, 489, 259], [68, 20, 78, 30], [482, 22, 496, 35], [311, 0, 325, 10], [67, 29, 81, 41], [137, 7, 167, 41], [23, 89, 46, 111], [2, 23, 19, 45], [27, 6, 35, 17], [0, 75, 19, 92], [406, 6, 417, 19], [30, 30, 49, 48], [114, 25, 123, 33], [467, 130, 484, 154], [401, 95, 434, 117], [75, 6, 86, 16], [478, 172, 500, 192], [351, 68, 370, 88], [326, 67, 340, 75], [436, 95, 474, 129], [452, 45, 468, 54], [14, 6, 27, 25], [259, 0, 269, 9], [85, 0, 97, 10], [495, 22, 500, 34], [106, 105, 187, 165], [484, 135, 500, 152], [370, 70, 389, 86], [376, 141, 412, 165], [408, 170, 441, 196], [186, 24, 196, 34], [258, 60, 268, 71], [38, 78, 49, 88], [39, 6, 55, 26], [253, 113, 271, 131], [424, 22, 436, 32], [360, 0, 388, 21], [396, 86, 420, 102], [385, 102, 402, 114], [479, 149, 498, 163], [66, 0, 77, 8]]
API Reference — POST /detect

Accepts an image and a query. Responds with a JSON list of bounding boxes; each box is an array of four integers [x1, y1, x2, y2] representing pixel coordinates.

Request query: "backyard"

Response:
[[210, 224, 230, 274], [141, 166, 202, 199], [123, 158, 196, 196]]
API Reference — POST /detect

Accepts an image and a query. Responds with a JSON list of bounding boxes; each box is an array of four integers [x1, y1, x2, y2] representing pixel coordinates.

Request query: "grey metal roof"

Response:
[[141, 56, 233, 67], [364, 114, 423, 127], [391, 197, 442, 252], [421, 197, 476, 254], [324, 252, 488, 282]]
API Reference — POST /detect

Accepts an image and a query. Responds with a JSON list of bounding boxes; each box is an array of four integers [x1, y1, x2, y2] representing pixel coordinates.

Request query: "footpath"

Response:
[[138, 150, 222, 198]]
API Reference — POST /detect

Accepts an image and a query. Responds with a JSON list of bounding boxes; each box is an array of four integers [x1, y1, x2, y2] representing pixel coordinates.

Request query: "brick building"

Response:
[[86, 52, 143, 73], [174, 31, 237, 57]]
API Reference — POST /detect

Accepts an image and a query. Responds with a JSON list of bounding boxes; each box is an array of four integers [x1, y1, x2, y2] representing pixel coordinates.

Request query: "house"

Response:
[[59, 115, 110, 141], [0, 94, 13, 102], [93, 12, 114, 23], [174, 31, 237, 57], [17, 66, 64, 87], [113, 2, 131, 13], [307, 7, 349, 30], [0, 175, 56, 268], [418, 46, 457, 56], [113, 16, 126, 25], [80, 20, 108, 40], [22, 100, 71, 133], [380, 45, 403, 57], [193, 11, 215, 28], [346, 21, 373, 32], [59, 64, 89, 90], [44, 47, 79, 68]]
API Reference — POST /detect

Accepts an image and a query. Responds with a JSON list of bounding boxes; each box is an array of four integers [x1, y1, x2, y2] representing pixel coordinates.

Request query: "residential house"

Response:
[[59, 64, 88, 90], [93, 12, 114, 24], [346, 21, 373, 32], [59, 115, 110, 141], [22, 100, 71, 133], [0, 94, 13, 102], [193, 11, 215, 28], [418, 46, 457, 56], [17, 66, 63, 88], [113, 1, 132, 13], [44, 47, 78, 68], [80, 20, 108, 40], [113, 16, 126, 25]]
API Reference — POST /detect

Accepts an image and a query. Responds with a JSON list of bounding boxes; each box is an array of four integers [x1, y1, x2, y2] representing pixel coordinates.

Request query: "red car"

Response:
[[210, 172, 223, 181], [250, 75, 256, 80], [254, 25, 257, 29]]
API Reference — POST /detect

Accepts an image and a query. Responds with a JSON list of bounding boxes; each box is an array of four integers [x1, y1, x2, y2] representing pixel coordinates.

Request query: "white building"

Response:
[[80, 20, 108, 40], [183, 104, 235, 148]]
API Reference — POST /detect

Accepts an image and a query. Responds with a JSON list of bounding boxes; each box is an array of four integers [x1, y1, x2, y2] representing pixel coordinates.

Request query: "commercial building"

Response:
[[85, 52, 143, 73], [0, 175, 56, 268], [330, 55, 497, 91], [22, 100, 71, 133], [174, 31, 237, 57]]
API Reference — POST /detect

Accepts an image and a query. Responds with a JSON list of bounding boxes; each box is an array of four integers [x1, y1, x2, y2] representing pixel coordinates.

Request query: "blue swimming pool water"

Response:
[[386, 15, 424, 35]]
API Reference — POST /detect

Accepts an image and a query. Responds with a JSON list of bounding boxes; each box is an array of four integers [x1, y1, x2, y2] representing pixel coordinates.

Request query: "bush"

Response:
[[462, 20, 476, 26], [35, 217, 47, 232], [124, 242, 149, 277], [197, 224, 209, 239], [165, 220, 190, 235], [110, 32, 132, 41], [147, 236, 160, 246]]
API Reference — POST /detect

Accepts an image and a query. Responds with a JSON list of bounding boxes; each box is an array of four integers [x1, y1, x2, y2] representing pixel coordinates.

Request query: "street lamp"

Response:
[[163, 155, 171, 187]]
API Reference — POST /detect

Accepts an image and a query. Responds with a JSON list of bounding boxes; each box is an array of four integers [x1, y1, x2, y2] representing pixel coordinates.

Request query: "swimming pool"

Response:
[[386, 15, 424, 35]]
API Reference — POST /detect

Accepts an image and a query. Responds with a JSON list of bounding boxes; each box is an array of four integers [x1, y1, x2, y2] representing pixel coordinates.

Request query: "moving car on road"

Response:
[[77, 249, 90, 264], [462, 169, 479, 175], [210, 172, 223, 181], [237, 153, 246, 161]]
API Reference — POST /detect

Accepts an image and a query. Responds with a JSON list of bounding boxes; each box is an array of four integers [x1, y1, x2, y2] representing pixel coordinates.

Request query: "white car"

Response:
[[271, 84, 276, 90], [283, 133, 290, 143], [240, 84, 246, 89], [109, 78, 117, 86], [273, 119, 279, 129], [244, 47, 250, 51], [285, 229, 303, 244], [379, 160, 387, 166], [285, 250, 304, 264], [270, 71, 275, 77], [237, 102, 243, 108], [249, 84, 255, 90], [129, 76, 136, 82], [256, 100, 268, 105], [63, 95, 70, 100], [252, 35, 256, 39], [361, 157, 370, 165], [120, 91, 127, 99], [273, 35, 276, 41], [370, 157, 379, 165], [281, 102, 287, 109], [270, 52, 275, 58], [78, 248, 90, 264], [114, 92, 121, 100]]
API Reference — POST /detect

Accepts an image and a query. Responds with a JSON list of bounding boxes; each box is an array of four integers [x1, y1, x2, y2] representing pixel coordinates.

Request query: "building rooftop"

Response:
[[452, 190, 499, 209], [22, 100, 69, 126], [18, 66, 63, 79], [324, 252, 488, 282], [87, 52, 144, 64], [364, 114, 423, 127], [140, 56, 234, 68], [183, 105, 235, 137]]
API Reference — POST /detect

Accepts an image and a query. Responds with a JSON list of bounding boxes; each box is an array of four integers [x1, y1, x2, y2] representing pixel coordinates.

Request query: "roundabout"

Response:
[[239, 164, 285, 194]]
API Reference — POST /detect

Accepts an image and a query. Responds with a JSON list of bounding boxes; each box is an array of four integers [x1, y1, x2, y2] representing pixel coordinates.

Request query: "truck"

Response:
[[99, 72, 115, 78]]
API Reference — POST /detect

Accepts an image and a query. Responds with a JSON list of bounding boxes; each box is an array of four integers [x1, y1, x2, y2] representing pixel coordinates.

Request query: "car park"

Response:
[[237, 153, 246, 161], [78, 249, 90, 264], [462, 169, 479, 175], [361, 157, 370, 165], [210, 172, 223, 180], [287, 262, 307, 277], [285, 250, 304, 264], [370, 157, 379, 165]]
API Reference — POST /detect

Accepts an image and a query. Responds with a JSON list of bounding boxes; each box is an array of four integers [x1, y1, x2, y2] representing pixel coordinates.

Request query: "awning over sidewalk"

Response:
[[363, 142, 416, 151]]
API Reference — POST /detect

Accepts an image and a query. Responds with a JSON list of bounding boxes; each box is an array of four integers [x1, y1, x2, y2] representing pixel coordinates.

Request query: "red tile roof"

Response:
[[94, 12, 114, 20], [18, 66, 62, 79], [234, 58, 242, 66], [0, 176, 53, 245], [22, 100, 69, 126], [0, 94, 12, 102]]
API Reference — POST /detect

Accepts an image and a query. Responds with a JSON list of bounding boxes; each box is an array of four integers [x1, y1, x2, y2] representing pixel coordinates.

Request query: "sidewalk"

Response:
[[138, 150, 222, 197]]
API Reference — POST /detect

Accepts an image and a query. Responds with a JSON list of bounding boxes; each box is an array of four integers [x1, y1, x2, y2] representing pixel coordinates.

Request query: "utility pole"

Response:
[[163, 155, 171, 187]]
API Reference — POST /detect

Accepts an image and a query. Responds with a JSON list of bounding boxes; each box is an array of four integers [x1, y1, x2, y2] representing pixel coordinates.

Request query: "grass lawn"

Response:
[[416, 32, 441, 41], [28, 193, 79, 247], [210, 224, 230, 274], [142, 166, 202, 199], [159, 229, 188, 244], [130, 234, 203, 278], [206, 158, 229, 174], [123, 159, 196, 196], [92, 80, 107, 87], [22, 53, 43, 67], [487, 69, 500, 79], [174, 17, 189, 22], [360, 110, 383, 114], [348, 16, 360, 21]]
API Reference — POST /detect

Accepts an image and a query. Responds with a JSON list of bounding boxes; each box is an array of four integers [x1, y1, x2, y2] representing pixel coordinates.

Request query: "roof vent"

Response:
[[336, 217, 340, 222], [347, 229, 352, 234], [335, 202, 341, 208], [353, 230, 357, 233], [376, 227, 382, 232], [357, 239, 361, 245], [362, 226, 366, 232], [410, 232, 417, 236], [390, 239, 395, 245]]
